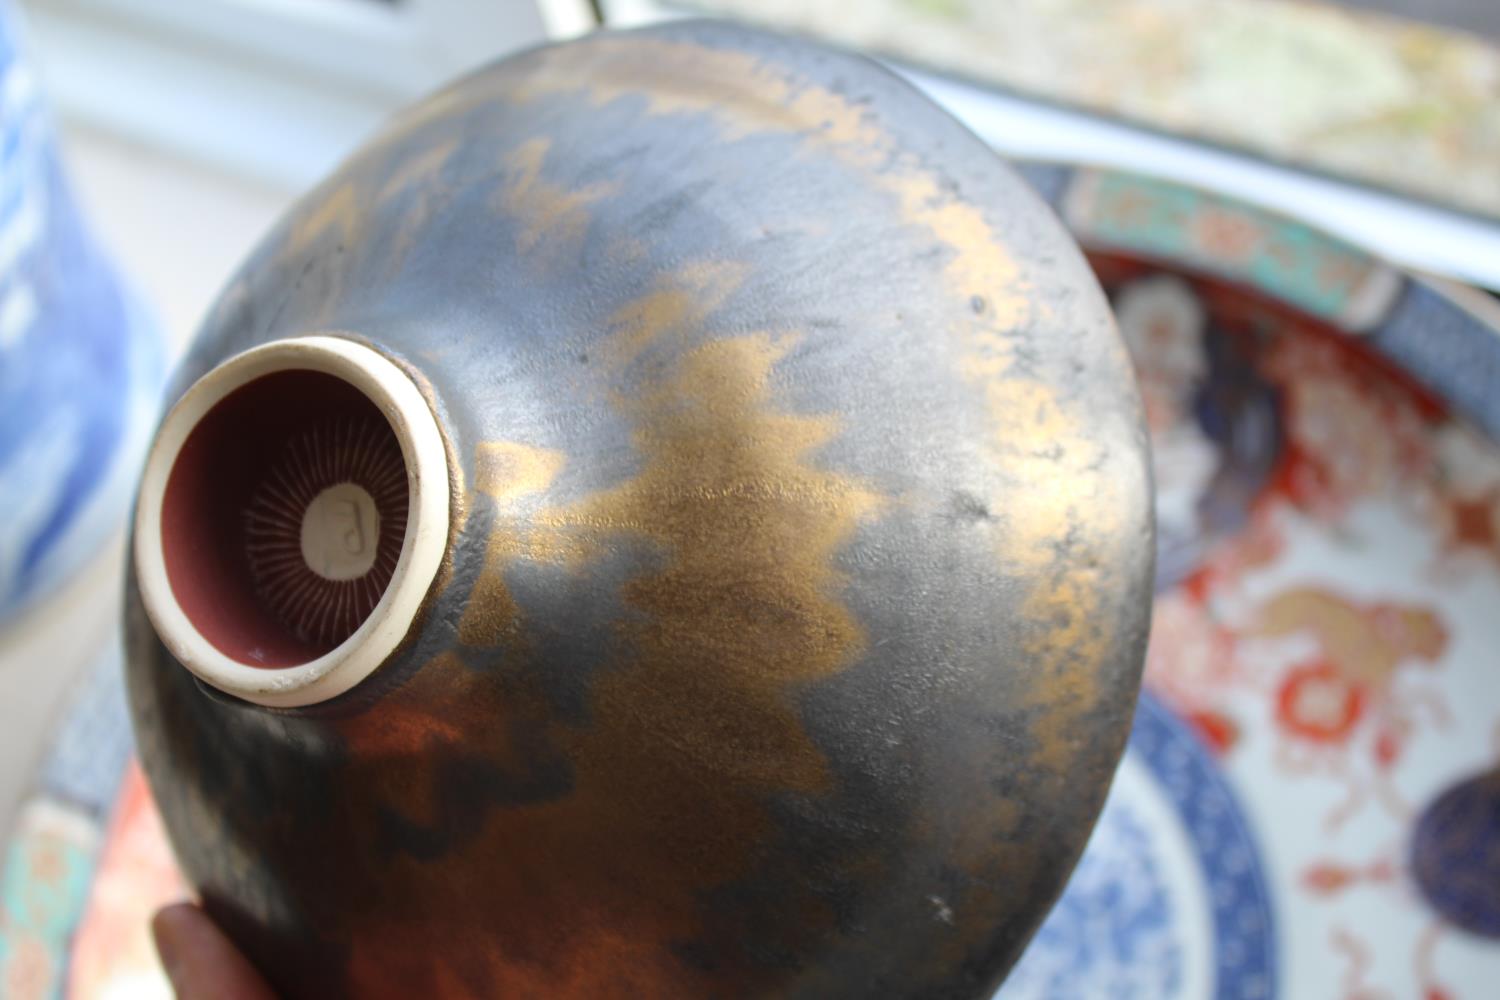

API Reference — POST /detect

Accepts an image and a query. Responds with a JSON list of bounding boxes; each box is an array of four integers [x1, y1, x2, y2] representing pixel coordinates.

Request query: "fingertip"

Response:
[[151, 901, 198, 980], [150, 900, 277, 1000], [152, 900, 202, 938]]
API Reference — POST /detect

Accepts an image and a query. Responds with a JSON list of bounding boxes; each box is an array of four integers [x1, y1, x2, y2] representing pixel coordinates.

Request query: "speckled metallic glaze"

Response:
[[125, 21, 1152, 999]]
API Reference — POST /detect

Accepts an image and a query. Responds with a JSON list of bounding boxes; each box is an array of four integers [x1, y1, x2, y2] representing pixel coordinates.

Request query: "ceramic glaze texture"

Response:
[[124, 22, 1152, 1000]]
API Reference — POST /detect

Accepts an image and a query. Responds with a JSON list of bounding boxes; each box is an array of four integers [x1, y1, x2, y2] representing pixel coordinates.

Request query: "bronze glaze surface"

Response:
[[125, 21, 1153, 999]]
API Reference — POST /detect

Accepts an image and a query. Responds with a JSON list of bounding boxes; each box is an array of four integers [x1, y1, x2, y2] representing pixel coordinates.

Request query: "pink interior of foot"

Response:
[[159, 370, 408, 668]]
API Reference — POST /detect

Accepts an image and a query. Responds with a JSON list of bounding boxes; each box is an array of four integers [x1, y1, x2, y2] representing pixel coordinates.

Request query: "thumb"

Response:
[[152, 902, 278, 1000]]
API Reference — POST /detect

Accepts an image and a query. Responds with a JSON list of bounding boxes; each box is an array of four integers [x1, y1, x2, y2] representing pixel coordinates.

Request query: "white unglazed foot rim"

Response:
[[133, 335, 450, 708]]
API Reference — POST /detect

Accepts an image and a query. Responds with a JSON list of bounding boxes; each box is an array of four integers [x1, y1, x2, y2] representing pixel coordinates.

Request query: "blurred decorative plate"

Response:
[[1010, 163, 1500, 999], [4, 163, 1500, 999]]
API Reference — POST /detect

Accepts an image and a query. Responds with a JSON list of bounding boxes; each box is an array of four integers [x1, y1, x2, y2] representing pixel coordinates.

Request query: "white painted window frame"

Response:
[[19, 0, 591, 189], [17, 0, 1500, 290]]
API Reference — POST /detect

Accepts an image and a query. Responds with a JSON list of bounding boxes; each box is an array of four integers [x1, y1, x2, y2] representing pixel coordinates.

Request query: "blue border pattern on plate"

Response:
[[1135, 693, 1277, 999], [1001, 692, 1277, 999]]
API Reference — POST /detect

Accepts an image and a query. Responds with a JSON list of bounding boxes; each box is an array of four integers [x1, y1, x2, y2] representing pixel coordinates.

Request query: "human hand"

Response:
[[152, 902, 277, 1000]]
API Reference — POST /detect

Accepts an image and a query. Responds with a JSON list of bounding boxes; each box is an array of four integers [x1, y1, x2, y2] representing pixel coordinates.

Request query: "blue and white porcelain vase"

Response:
[[0, 2, 165, 622]]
